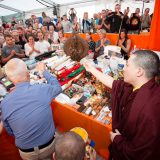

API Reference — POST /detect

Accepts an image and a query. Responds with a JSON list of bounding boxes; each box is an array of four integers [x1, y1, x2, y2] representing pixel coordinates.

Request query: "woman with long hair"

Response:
[[85, 32, 96, 52], [117, 29, 131, 60], [57, 30, 67, 44], [44, 32, 52, 44], [24, 35, 40, 59]]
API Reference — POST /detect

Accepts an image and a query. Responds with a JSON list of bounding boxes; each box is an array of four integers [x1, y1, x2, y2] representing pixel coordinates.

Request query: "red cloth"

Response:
[[110, 79, 160, 160], [57, 64, 84, 86]]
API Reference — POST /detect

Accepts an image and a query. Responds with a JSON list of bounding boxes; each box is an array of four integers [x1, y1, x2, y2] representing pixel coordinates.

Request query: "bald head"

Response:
[[133, 50, 160, 79], [54, 131, 85, 160], [5, 58, 29, 84]]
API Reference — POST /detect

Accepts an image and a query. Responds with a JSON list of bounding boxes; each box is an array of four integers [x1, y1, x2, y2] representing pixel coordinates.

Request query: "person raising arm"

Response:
[[83, 62, 114, 89]]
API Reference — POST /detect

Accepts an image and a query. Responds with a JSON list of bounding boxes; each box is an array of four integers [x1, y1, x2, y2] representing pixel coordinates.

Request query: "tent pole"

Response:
[[0, 4, 22, 13], [140, 0, 145, 33], [22, 11, 25, 26]]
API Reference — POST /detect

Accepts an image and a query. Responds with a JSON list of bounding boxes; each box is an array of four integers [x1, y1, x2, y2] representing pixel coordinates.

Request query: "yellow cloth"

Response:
[[133, 86, 140, 92]]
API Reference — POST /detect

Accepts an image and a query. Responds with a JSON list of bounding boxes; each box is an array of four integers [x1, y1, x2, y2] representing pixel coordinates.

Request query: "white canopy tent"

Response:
[[0, 0, 155, 23], [0, 0, 92, 16]]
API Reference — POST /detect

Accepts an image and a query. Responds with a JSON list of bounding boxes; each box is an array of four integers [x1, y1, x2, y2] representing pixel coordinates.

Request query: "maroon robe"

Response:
[[109, 79, 160, 160]]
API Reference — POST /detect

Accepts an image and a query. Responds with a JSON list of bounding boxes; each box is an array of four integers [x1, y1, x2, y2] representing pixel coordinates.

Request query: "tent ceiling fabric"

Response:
[[0, 0, 155, 17], [0, 0, 88, 16], [0, 0, 45, 12], [0, 7, 16, 16]]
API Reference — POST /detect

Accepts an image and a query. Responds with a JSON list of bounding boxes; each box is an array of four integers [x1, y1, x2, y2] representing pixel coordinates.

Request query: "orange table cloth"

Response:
[[64, 33, 150, 51], [51, 100, 111, 159]]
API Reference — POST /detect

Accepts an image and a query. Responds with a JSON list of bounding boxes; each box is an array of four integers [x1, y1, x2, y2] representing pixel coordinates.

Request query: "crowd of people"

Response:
[[0, 25, 68, 65], [0, 3, 153, 64], [0, 4, 136, 65]]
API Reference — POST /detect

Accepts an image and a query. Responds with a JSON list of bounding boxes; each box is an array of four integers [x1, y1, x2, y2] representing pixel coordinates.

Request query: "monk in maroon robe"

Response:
[[84, 50, 160, 160]]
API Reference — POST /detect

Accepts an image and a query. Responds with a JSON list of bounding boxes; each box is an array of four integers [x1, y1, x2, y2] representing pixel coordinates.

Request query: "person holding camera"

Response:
[[68, 8, 77, 23], [108, 4, 123, 33]]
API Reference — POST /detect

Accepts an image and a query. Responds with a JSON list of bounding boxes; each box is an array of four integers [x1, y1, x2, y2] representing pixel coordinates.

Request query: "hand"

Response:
[[0, 121, 3, 134], [83, 61, 94, 73], [121, 15, 124, 19], [50, 37, 54, 42], [102, 18, 105, 24], [22, 36, 27, 42], [36, 62, 46, 73], [110, 129, 121, 142], [106, 24, 110, 30], [118, 40, 123, 47], [57, 23, 62, 28], [116, 11, 121, 16], [32, 46, 36, 51], [11, 50, 16, 56], [100, 39, 105, 47]]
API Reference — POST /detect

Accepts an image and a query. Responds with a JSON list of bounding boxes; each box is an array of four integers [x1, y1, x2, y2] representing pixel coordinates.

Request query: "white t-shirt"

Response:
[[25, 42, 40, 59], [49, 31, 59, 43], [53, 31, 59, 42], [61, 20, 72, 33], [36, 40, 50, 53], [38, 23, 43, 28]]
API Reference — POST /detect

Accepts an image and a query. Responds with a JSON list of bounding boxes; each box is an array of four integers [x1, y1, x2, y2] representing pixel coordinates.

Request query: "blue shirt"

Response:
[[96, 39, 110, 56], [0, 71, 62, 149]]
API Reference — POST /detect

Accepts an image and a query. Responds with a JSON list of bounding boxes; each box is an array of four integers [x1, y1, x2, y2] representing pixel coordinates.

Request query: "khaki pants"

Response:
[[19, 138, 55, 160]]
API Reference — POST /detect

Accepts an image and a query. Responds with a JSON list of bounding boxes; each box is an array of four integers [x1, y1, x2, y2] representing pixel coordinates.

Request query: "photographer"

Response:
[[68, 8, 77, 23], [128, 8, 141, 34], [108, 4, 123, 33], [98, 10, 110, 33]]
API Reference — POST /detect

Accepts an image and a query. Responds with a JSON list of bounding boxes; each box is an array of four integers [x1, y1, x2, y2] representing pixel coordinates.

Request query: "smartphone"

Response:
[[76, 95, 88, 105]]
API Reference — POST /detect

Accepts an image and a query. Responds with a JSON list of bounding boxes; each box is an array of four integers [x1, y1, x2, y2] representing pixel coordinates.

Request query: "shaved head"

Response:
[[54, 131, 85, 160], [132, 50, 160, 79], [5, 58, 29, 84]]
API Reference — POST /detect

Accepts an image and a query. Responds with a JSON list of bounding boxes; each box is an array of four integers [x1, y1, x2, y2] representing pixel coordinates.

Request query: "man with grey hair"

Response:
[[83, 50, 160, 160], [53, 131, 86, 160], [0, 58, 62, 160], [61, 15, 72, 33]]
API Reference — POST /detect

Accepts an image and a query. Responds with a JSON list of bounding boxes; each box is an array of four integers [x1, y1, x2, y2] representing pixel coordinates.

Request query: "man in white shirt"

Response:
[[37, 32, 51, 54], [61, 15, 72, 33], [49, 25, 58, 43]]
